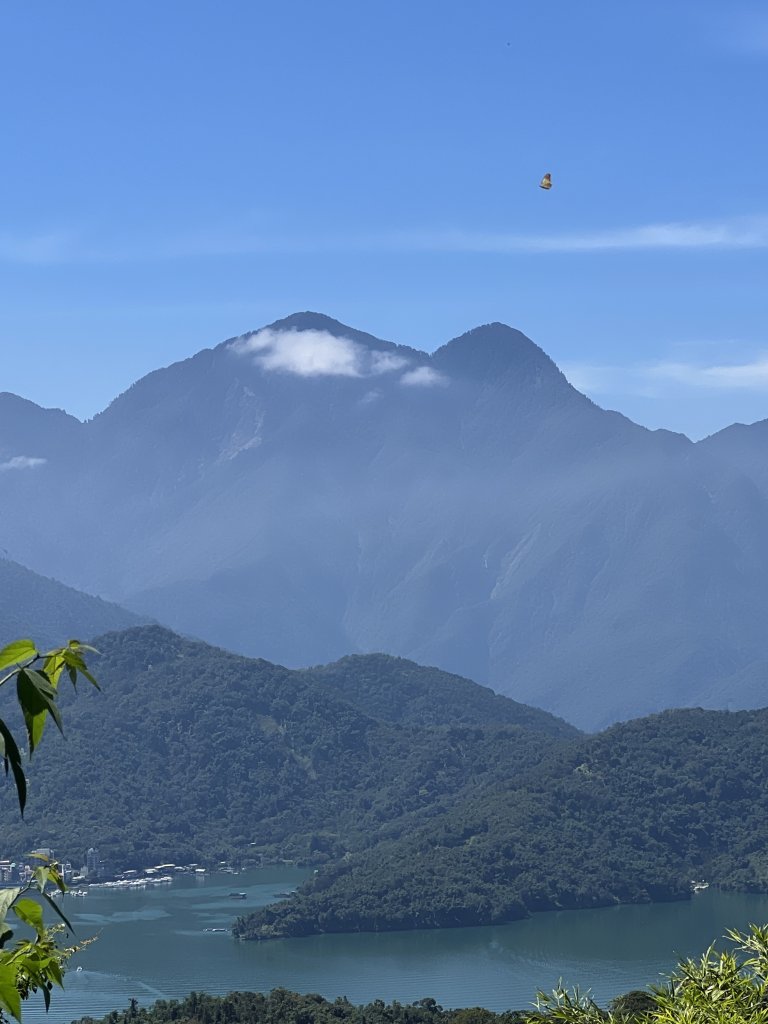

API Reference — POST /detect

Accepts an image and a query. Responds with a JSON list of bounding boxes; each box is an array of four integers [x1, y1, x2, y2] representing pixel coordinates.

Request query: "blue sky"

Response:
[[2, 0, 767, 438]]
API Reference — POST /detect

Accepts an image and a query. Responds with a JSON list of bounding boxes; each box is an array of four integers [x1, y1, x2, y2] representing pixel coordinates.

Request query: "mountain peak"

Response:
[[431, 323, 567, 388], [244, 311, 410, 354]]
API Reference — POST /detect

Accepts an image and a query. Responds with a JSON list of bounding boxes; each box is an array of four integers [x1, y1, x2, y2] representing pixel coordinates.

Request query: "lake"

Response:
[[25, 869, 768, 1024]]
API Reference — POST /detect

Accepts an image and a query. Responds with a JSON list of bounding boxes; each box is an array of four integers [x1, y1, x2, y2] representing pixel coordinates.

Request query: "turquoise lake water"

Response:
[[24, 868, 768, 1024]]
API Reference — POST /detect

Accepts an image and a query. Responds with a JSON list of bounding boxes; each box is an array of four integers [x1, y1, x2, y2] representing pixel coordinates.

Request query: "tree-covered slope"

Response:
[[301, 654, 576, 737], [0, 557, 149, 649], [0, 626, 572, 869], [235, 707, 768, 939]]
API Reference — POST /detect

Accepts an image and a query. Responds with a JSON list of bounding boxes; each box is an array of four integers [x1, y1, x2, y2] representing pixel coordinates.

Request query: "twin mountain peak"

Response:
[[2, 313, 767, 731]]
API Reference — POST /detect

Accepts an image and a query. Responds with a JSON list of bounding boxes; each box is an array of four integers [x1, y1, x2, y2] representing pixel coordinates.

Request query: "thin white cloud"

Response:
[[6, 215, 768, 264], [161, 216, 768, 257], [650, 358, 768, 390], [563, 353, 768, 397], [370, 350, 410, 374], [230, 328, 410, 379], [0, 456, 47, 472], [400, 366, 447, 387], [385, 217, 768, 254]]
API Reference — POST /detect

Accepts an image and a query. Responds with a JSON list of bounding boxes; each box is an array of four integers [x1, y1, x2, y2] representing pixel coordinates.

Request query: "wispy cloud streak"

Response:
[[384, 218, 768, 254], [564, 353, 768, 397], [0, 456, 47, 472], [4, 216, 768, 264]]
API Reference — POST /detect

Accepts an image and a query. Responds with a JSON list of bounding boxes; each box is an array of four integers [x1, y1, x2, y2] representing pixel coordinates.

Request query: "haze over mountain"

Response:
[[2, 312, 767, 729], [0, 557, 148, 650]]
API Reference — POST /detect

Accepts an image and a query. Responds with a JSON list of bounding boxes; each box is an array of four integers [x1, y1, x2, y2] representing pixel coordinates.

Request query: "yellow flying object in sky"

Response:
[[539, 173, 552, 190]]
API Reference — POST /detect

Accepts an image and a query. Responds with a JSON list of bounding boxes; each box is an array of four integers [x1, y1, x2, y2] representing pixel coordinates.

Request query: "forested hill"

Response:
[[235, 706, 768, 939], [0, 625, 576, 868], [300, 654, 575, 737]]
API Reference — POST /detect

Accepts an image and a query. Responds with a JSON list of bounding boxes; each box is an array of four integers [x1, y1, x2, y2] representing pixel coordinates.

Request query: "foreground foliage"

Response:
[[0, 636, 99, 1021], [0, 634, 100, 1019], [533, 924, 768, 1023]]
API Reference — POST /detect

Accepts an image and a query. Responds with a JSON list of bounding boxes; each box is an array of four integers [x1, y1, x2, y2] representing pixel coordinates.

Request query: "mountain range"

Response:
[[2, 312, 767, 729]]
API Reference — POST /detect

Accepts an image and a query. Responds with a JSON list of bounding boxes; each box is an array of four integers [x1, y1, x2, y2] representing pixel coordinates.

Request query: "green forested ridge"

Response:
[[301, 655, 576, 737], [235, 707, 768, 939], [0, 625, 569, 869]]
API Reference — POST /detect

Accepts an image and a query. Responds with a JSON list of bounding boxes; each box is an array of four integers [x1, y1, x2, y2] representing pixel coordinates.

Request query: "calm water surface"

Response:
[[27, 869, 768, 1024]]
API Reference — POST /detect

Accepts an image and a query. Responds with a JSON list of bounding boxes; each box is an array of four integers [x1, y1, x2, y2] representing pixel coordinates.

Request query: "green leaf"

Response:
[[16, 668, 63, 755], [0, 722, 26, 814], [62, 646, 101, 690], [0, 640, 36, 673], [46, 957, 63, 988], [0, 890, 21, 928], [0, 925, 13, 950], [42, 651, 65, 689], [12, 899, 44, 938], [0, 959, 22, 1021], [41, 643, 100, 692]]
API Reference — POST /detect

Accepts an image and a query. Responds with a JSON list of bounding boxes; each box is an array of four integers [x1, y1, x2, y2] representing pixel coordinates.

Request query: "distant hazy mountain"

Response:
[[2, 312, 768, 729], [0, 558, 148, 649]]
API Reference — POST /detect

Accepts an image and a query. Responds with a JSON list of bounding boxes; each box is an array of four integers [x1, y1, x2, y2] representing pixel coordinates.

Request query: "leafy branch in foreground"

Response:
[[0, 637, 100, 1022], [0, 638, 99, 814], [529, 924, 768, 1023]]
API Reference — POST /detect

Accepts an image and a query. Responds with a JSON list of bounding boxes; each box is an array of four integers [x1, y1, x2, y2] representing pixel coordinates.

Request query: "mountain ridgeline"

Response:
[[0, 557, 149, 649], [3, 312, 768, 728]]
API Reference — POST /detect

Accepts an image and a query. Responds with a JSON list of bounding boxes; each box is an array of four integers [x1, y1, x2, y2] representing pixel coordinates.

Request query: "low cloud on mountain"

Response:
[[400, 366, 446, 387], [230, 327, 410, 379]]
